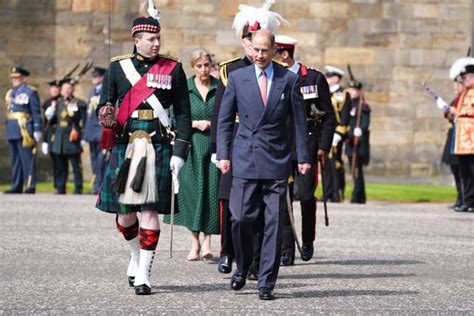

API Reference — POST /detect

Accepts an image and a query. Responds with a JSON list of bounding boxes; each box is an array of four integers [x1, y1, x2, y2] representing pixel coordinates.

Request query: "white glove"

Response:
[[332, 133, 342, 146], [170, 156, 185, 175], [436, 97, 449, 111], [80, 140, 87, 147], [210, 153, 218, 166], [41, 142, 49, 155], [353, 127, 363, 137], [33, 131, 42, 142], [45, 105, 56, 120]]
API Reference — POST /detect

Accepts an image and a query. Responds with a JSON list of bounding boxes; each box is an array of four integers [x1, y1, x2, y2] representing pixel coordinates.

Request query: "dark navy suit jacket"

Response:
[[217, 62, 310, 180]]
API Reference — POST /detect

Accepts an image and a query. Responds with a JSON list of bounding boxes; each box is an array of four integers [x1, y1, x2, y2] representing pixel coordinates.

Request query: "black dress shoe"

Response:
[[301, 243, 314, 261], [247, 265, 259, 281], [230, 271, 246, 290], [467, 207, 474, 213], [280, 251, 294, 266], [128, 276, 135, 287], [135, 284, 151, 295], [258, 287, 275, 300], [4, 188, 22, 194], [454, 205, 468, 212], [218, 255, 233, 274], [24, 188, 35, 194]]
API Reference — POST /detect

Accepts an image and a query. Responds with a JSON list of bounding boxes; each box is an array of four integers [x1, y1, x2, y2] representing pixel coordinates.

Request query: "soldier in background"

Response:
[[41, 79, 61, 190], [273, 35, 336, 265], [344, 77, 371, 204], [82, 67, 106, 194], [324, 66, 351, 202], [441, 72, 465, 210], [4, 66, 42, 194], [45, 79, 86, 194], [448, 57, 474, 212]]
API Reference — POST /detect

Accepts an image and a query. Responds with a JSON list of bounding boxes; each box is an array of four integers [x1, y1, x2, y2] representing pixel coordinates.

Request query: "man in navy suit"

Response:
[[217, 29, 311, 300]]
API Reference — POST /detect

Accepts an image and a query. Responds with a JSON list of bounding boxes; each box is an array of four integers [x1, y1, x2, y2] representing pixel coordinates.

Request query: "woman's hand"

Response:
[[192, 120, 211, 131]]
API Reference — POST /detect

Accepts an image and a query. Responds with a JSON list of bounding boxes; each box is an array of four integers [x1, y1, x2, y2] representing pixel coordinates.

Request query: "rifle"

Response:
[[351, 95, 363, 179]]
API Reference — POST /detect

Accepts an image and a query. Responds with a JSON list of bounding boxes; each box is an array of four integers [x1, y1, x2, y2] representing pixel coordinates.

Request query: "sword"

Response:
[[169, 171, 179, 258], [319, 159, 329, 227], [286, 188, 302, 255]]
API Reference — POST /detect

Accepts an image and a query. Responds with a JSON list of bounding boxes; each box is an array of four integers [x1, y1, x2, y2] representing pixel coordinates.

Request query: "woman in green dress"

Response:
[[164, 49, 219, 261]]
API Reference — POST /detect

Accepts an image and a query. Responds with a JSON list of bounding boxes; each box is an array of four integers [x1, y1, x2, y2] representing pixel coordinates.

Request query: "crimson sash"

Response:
[[117, 57, 177, 125]]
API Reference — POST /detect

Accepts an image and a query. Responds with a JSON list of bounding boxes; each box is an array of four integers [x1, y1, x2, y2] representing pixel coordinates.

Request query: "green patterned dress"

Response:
[[164, 76, 220, 234]]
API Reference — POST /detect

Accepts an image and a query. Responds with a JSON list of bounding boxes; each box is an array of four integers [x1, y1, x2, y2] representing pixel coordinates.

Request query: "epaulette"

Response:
[[273, 60, 289, 68], [159, 54, 180, 63], [219, 57, 240, 68], [27, 84, 38, 91], [110, 53, 134, 62]]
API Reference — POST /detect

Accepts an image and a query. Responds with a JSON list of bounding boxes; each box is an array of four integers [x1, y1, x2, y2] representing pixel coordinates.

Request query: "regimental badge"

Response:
[[147, 73, 172, 90], [14, 93, 29, 105], [301, 85, 318, 100]]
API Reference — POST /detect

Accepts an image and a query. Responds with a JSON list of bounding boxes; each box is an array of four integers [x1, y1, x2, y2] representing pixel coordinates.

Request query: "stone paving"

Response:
[[0, 194, 472, 314]]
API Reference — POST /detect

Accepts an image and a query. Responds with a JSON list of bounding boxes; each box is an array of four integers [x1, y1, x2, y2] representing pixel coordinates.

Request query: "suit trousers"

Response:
[[229, 177, 286, 290], [8, 139, 35, 191]]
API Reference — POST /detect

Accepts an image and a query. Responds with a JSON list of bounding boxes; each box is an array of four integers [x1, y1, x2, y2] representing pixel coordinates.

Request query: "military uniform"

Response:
[[83, 82, 105, 194], [280, 61, 336, 263], [325, 84, 351, 202], [96, 51, 191, 213], [50, 95, 87, 194], [5, 67, 42, 193], [453, 86, 474, 211], [441, 98, 462, 208], [41, 93, 61, 189], [343, 97, 371, 204]]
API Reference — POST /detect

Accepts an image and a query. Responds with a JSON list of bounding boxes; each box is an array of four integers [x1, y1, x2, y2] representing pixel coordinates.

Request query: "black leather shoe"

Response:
[[301, 243, 314, 261], [24, 188, 35, 194], [128, 276, 135, 287], [218, 255, 233, 274], [467, 207, 474, 213], [135, 284, 151, 295], [280, 251, 294, 266], [247, 264, 259, 281], [454, 205, 468, 212], [259, 287, 275, 300], [5, 188, 22, 194], [230, 271, 246, 290]]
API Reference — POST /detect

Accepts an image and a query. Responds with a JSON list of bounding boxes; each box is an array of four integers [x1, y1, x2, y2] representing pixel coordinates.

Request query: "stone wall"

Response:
[[0, 0, 471, 184]]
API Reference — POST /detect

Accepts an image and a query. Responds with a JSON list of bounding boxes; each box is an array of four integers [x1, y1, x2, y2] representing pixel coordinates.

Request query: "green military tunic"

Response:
[[164, 76, 220, 234]]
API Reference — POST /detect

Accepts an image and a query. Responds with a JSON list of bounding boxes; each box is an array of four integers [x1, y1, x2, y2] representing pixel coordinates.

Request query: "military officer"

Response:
[[45, 79, 86, 194], [83, 67, 106, 194], [324, 66, 351, 202], [448, 57, 474, 212], [273, 35, 336, 265], [95, 6, 192, 295], [210, 0, 288, 279], [5, 66, 42, 194], [41, 79, 61, 189], [343, 78, 371, 204]]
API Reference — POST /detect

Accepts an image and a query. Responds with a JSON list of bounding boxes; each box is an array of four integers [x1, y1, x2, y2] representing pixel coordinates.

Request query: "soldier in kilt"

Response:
[[95, 9, 191, 295]]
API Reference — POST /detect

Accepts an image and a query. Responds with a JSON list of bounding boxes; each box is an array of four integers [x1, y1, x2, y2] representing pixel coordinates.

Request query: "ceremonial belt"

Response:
[[118, 58, 177, 128], [6, 112, 35, 147]]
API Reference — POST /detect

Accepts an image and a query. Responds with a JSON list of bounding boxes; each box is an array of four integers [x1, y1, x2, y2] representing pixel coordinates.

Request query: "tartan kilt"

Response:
[[96, 120, 174, 215]]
